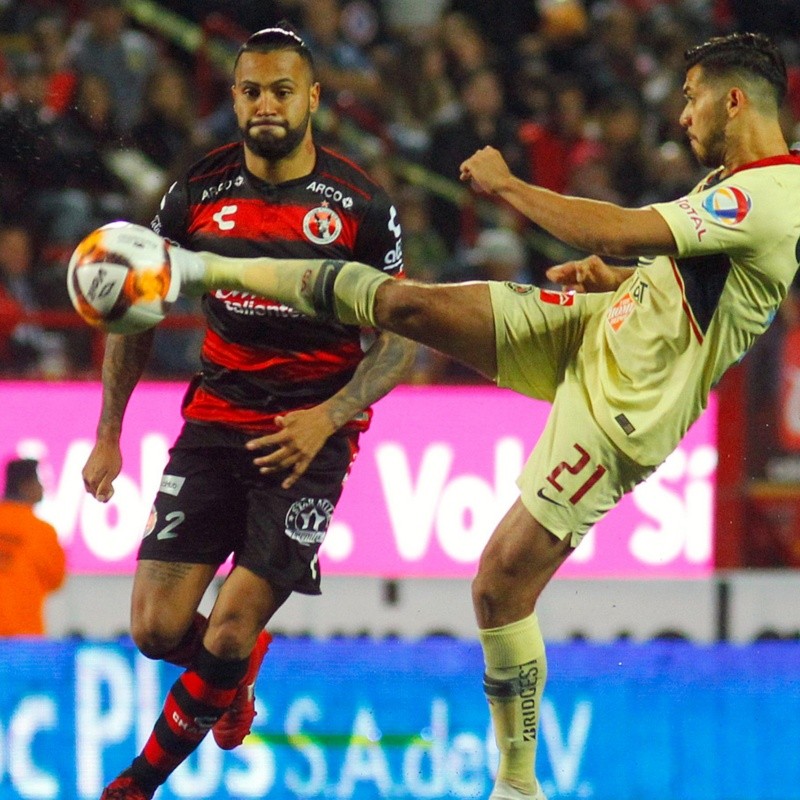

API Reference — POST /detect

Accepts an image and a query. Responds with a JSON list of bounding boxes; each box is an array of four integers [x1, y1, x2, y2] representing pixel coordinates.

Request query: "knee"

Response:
[[373, 282, 429, 334], [471, 549, 544, 627], [204, 615, 260, 661], [130, 614, 186, 660]]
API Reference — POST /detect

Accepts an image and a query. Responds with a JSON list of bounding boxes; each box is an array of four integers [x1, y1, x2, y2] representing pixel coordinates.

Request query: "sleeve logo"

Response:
[[701, 186, 752, 226], [606, 292, 635, 331], [539, 288, 574, 305]]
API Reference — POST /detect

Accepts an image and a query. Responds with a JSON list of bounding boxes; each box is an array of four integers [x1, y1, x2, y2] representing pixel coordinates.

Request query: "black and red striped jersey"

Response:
[[151, 142, 404, 434]]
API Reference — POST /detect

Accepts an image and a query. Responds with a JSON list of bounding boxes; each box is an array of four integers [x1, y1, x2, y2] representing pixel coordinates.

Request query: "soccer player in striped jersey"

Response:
[[85, 24, 415, 800], [175, 32, 799, 800]]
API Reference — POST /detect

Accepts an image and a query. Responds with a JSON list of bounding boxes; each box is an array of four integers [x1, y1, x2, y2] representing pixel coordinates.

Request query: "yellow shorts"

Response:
[[489, 281, 654, 545]]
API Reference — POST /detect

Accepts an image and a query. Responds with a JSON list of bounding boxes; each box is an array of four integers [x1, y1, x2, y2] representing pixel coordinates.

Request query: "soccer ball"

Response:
[[67, 222, 180, 334]]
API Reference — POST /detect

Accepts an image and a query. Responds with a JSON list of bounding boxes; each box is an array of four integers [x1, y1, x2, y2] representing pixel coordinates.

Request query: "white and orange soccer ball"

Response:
[[67, 222, 181, 334]]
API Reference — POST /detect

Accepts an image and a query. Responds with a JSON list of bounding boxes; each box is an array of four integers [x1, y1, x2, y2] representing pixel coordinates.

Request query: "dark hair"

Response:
[[4, 458, 39, 500], [685, 32, 787, 106], [234, 21, 315, 77]]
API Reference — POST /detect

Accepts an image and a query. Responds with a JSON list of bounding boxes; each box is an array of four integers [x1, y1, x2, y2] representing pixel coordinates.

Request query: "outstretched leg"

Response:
[[190, 254, 499, 379]]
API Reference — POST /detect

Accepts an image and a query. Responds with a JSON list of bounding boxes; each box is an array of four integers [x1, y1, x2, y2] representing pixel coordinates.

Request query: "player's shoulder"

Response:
[[726, 153, 800, 192], [721, 154, 800, 223], [313, 146, 387, 203]]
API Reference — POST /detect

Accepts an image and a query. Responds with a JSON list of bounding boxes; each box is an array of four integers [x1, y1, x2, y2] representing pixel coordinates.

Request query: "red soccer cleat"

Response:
[[99, 775, 153, 800], [212, 629, 272, 750]]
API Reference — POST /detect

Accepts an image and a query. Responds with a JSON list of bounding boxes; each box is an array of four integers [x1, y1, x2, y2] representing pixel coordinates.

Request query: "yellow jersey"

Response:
[[582, 154, 800, 465]]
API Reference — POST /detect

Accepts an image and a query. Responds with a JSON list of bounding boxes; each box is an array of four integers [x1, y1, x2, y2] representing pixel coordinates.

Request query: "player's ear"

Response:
[[727, 86, 745, 116], [310, 81, 320, 113]]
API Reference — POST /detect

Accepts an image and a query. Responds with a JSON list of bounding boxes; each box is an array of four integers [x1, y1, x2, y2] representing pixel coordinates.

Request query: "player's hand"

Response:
[[459, 146, 513, 194], [82, 438, 122, 502], [545, 255, 623, 293], [246, 406, 336, 489]]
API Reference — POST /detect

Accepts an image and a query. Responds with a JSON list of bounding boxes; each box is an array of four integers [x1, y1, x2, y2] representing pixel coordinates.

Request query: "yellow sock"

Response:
[[479, 613, 546, 796], [196, 253, 390, 326]]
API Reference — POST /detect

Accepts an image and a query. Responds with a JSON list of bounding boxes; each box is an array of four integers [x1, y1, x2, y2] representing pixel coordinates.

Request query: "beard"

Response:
[[241, 108, 311, 161], [692, 107, 728, 169]]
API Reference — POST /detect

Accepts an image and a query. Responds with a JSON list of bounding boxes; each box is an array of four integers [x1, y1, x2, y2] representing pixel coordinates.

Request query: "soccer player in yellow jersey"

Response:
[[176, 31, 797, 800]]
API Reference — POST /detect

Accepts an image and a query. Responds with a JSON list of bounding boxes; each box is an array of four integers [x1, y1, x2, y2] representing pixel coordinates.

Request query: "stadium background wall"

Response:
[[0, 638, 799, 800], [3, 381, 800, 641]]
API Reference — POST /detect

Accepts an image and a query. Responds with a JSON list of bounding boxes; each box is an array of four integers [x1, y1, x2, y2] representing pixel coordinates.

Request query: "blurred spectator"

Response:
[[426, 66, 530, 252], [65, 0, 159, 132], [722, 0, 800, 43], [148, 294, 204, 377], [418, 226, 529, 384], [439, 10, 495, 86], [299, 0, 382, 109], [446, 0, 588, 109], [382, 38, 460, 158], [395, 184, 449, 282], [31, 13, 77, 115], [130, 61, 201, 175], [578, 1, 655, 104], [593, 90, 651, 205], [0, 457, 66, 637], [519, 76, 592, 193], [0, 53, 57, 224], [38, 72, 130, 247], [639, 140, 701, 205], [127, 60, 205, 219], [0, 224, 67, 377]]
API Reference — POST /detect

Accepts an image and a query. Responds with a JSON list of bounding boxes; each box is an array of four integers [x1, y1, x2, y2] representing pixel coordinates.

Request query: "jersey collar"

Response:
[[729, 150, 800, 175]]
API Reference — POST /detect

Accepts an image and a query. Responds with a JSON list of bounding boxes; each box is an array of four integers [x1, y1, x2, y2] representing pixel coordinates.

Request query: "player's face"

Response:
[[233, 50, 320, 161], [679, 65, 728, 168]]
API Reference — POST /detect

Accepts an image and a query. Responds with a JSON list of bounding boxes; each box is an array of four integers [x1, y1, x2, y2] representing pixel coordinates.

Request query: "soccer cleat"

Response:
[[212, 629, 272, 750], [99, 775, 153, 800], [489, 779, 548, 800]]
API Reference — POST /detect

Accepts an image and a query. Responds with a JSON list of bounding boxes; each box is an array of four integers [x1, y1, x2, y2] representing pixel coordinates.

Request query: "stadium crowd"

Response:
[[0, 0, 798, 382]]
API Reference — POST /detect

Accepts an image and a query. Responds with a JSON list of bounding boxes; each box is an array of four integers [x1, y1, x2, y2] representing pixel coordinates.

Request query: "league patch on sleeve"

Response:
[[701, 186, 752, 226], [538, 288, 575, 306]]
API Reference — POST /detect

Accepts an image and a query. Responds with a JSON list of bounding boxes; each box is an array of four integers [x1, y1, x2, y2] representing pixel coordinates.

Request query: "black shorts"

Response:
[[138, 424, 358, 595]]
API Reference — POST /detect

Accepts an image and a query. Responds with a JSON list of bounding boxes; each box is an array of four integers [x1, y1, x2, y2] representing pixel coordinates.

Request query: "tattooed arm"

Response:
[[82, 330, 155, 502], [247, 331, 417, 489]]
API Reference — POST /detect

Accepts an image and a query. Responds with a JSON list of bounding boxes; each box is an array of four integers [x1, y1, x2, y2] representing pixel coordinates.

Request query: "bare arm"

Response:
[[247, 331, 417, 489], [82, 330, 155, 501], [460, 146, 678, 258]]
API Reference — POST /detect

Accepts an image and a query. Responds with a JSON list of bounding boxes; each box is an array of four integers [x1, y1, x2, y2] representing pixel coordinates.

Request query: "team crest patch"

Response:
[[504, 282, 534, 295], [701, 186, 752, 226], [303, 203, 343, 244], [539, 289, 575, 306], [285, 498, 335, 545], [607, 292, 635, 331]]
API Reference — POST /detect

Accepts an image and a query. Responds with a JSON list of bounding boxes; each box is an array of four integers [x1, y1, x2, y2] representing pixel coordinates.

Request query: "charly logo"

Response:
[[303, 202, 343, 244], [701, 186, 752, 226], [213, 205, 238, 231], [285, 498, 335, 545]]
